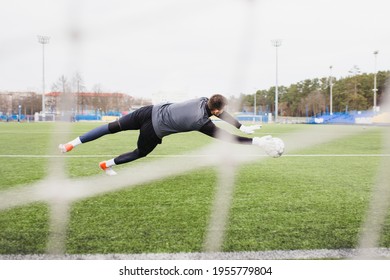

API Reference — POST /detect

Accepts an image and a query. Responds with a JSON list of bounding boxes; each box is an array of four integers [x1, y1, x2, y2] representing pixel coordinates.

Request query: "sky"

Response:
[[1, 0, 389, 100]]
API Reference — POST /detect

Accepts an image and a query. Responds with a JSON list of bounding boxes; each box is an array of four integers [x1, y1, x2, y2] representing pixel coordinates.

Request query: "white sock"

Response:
[[106, 158, 116, 168], [69, 137, 82, 147]]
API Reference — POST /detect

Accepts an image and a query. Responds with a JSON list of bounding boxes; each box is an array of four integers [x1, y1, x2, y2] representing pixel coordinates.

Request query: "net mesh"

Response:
[[1, 0, 389, 259]]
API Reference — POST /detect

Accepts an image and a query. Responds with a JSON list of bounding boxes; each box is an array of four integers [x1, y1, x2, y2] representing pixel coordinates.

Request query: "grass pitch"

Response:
[[0, 121, 389, 255]]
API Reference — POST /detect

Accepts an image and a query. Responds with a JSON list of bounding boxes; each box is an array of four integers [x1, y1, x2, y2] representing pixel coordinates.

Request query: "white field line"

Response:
[[1, 154, 390, 158], [1, 248, 390, 260]]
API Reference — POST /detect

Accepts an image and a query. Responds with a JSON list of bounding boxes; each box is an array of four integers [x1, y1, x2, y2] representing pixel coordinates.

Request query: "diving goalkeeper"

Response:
[[59, 94, 282, 175]]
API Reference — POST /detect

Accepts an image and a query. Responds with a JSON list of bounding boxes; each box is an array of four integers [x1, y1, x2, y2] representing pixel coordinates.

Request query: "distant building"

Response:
[[0, 90, 154, 119], [45, 91, 142, 115]]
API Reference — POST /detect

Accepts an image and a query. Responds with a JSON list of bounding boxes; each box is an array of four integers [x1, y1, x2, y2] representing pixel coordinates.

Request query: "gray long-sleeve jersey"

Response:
[[151, 97, 252, 145], [152, 97, 211, 139]]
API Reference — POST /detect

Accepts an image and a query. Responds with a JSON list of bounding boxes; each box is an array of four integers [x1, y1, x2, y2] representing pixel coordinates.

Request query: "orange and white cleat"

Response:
[[99, 161, 117, 176], [58, 143, 74, 153]]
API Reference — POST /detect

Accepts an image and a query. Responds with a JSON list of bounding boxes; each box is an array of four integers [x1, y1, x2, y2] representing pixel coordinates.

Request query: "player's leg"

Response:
[[58, 121, 121, 153], [99, 133, 160, 175], [58, 107, 151, 153], [99, 111, 161, 175]]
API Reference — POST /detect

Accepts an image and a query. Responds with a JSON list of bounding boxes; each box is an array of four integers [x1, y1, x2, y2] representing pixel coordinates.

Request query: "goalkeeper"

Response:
[[59, 94, 274, 175]]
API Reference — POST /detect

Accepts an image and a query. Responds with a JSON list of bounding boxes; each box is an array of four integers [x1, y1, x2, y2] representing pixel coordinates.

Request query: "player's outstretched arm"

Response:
[[218, 111, 261, 134], [199, 121, 252, 144], [199, 121, 284, 157]]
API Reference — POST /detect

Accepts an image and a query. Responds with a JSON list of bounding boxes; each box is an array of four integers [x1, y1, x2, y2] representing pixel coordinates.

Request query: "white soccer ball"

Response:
[[264, 137, 285, 158]]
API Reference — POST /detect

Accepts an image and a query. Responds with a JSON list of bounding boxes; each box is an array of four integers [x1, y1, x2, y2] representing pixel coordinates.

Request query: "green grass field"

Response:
[[0, 122, 389, 255]]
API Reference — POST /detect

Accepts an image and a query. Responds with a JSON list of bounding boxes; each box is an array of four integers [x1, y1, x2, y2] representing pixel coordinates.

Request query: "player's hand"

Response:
[[239, 124, 262, 134]]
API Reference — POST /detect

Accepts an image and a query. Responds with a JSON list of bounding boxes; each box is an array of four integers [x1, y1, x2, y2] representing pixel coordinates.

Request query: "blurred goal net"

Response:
[[1, 0, 389, 260]]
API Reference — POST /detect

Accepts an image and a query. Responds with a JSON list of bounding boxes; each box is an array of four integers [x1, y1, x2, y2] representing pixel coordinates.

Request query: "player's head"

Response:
[[208, 94, 227, 116]]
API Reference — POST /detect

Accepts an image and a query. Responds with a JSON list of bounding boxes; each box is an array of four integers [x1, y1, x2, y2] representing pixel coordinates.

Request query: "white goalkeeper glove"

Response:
[[239, 124, 262, 134], [252, 136, 285, 158]]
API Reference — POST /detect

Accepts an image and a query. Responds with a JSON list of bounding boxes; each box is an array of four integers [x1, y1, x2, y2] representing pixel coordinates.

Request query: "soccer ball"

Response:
[[264, 137, 285, 158]]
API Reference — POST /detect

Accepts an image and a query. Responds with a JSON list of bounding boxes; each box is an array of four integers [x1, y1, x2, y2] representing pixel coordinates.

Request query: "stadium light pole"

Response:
[[329, 65, 333, 115], [253, 89, 257, 123], [271, 39, 282, 122], [18, 105, 22, 122], [373, 50, 379, 112], [37, 35, 50, 121]]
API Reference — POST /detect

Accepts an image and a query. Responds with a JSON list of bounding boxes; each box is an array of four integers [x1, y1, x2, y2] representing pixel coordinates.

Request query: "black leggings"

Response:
[[79, 105, 161, 165]]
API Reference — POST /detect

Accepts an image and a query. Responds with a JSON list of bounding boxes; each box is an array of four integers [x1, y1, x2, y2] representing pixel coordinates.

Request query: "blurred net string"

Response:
[[202, 0, 258, 253], [354, 85, 390, 259], [44, 0, 84, 254]]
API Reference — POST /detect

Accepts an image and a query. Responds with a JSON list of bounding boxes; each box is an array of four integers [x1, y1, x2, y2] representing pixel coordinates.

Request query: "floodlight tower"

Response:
[[329, 66, 333, 115], [37, 35, 50, 120], [253, 89, 257, 123], [373, 50, 379, 112], [271, 39, 282, 122]]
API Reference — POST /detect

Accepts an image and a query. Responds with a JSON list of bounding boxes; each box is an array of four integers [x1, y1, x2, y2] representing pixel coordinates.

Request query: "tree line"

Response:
[[2, 71, 389, 118], [238, 70, 390, 117]]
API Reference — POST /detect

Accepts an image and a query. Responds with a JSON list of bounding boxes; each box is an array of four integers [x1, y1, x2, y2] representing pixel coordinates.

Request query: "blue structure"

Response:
[[75, 114, 101, 121], [0, 114, 26, 122], [74, 110, 122, 121], [307, 111, 376, 124], [235, 113, 269, 123]]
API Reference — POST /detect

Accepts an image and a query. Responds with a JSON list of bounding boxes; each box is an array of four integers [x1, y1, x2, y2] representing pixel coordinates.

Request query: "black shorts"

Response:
[[118, 105, 162, 153]]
